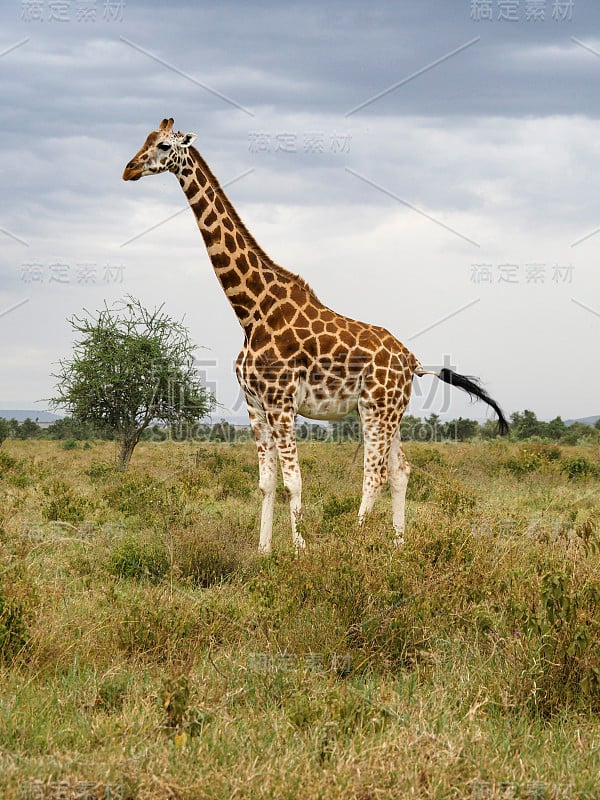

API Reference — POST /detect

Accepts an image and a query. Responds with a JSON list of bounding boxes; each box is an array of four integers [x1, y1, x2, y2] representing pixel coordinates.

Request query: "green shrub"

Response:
[[0, 450, 17, 476], [433, 478, 476, 515], [85, 461, 117, 482], [176, 537, 241, 587], [321, 494, 359, 532], [103, 472, 190, 530], [116, 592, 203, 660], [408, 447, 446, 468], [41, 480, 89, 523], [0, 588, 27, 662], [561, 456, 597, 480], [108, 536, 171, 581], [102, 472, 160, 515], [504, 447, 543, 476], [96, 672, 131, 712], [509, 572, 600, 713]]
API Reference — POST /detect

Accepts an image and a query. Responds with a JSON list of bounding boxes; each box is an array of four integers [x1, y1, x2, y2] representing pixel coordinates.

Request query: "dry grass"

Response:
[[0, 438, 599, 799]]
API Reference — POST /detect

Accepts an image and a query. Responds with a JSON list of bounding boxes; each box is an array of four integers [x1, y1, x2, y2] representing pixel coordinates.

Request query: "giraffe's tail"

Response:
[[414, 365, 509, 436]]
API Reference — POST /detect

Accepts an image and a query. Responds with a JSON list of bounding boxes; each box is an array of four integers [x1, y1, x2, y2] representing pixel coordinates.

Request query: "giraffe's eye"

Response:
[[157, 142, 171, 151]]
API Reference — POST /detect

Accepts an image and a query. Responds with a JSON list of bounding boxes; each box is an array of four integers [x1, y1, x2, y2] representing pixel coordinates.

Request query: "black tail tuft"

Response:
[[438, 368, 509, 436]]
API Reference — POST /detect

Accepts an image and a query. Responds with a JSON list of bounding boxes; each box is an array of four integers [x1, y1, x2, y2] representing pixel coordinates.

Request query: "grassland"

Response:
[[0, 438, 599, 800]]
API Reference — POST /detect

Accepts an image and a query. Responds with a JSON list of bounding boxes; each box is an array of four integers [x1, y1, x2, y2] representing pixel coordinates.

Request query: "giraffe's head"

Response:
[[122, 118, 197, 181]]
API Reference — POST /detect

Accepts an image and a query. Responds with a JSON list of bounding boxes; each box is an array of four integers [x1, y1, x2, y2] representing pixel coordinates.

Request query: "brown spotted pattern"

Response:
[[124, 118, 422, 552]]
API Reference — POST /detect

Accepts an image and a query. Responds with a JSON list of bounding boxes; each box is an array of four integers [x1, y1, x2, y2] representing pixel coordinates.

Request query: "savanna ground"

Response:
[[0, 437, 599, 800]]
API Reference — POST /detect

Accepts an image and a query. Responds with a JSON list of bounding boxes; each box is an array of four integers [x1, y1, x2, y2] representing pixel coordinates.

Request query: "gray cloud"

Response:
[[1, 0, 599, 419]]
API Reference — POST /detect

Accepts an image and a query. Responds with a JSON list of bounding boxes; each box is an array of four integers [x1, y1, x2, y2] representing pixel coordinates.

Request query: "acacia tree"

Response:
[[52, 297, 215, 469]]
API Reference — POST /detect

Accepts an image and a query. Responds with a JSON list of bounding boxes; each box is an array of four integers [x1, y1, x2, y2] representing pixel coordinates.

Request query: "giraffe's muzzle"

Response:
[[122, 162, 142, 181]]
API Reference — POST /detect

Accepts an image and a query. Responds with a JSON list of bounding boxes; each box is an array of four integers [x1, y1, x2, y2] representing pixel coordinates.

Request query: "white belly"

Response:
[[296, 382, 358, 420]]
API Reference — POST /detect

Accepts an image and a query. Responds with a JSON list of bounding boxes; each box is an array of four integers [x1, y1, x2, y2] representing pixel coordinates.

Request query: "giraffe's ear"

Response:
[[180, 133, 197, 147], [159, 118, 174, 132]]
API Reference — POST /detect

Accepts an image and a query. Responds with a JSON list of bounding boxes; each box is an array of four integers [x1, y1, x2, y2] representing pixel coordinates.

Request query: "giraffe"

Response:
[[123, 118, 508, 553]]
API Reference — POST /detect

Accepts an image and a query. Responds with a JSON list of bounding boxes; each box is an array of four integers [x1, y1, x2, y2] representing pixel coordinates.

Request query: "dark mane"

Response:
[[189, 147, 320, 301]]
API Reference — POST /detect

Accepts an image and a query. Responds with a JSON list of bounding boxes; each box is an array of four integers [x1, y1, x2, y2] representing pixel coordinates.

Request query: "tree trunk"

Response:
[[118, 435, 137, 470]]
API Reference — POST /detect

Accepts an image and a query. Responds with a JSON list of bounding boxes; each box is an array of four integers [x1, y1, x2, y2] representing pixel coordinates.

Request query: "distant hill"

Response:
[[0, 410, 63, 423], [564, 415, 600, 427]]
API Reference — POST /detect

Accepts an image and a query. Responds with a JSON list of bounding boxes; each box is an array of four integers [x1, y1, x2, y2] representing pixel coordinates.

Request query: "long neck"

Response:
[[177, 147, 316, 332]]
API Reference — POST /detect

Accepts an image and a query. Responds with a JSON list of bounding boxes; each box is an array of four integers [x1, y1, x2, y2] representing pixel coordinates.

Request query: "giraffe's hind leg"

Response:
[[388, 430, 410, 546], [357, 417, 396, 529]]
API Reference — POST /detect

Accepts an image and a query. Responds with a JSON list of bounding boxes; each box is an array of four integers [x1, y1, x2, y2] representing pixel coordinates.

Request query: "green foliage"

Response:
[[0, 588, 27, 662], [504, 443, 563, 476], [176, 536, 241, 587], [109, 535, 171, 582], [322, 494, 359, 525], [41, 480, 90, 523], [435, 477, 477, 515], [14, 417, 41, 439], [408, 447, 445, 468], [190, 447, 255, 500], [115, 589, 205, 660], [95, 672, 131, 713], [444, 416, 480, 441], [46, 415, 115, 440], [85, 461, 117, 482], [0, 417, 44, 441], [510, 409, 544, 439], [51, 296, 214, 468], [102, 471, 183, 528], [509, 411, 600, 444], [561, 455, 597, 480], [510, 572, 600, 712], [0, 449, 17, 476], [560, 422, 600, 445]]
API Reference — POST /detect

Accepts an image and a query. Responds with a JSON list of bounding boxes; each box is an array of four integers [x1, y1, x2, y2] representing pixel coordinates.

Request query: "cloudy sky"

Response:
[[1, 0, 599, 423]]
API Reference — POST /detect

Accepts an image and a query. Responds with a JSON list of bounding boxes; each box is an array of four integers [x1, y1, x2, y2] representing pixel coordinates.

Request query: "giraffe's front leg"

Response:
[[248, 408, 277, 554]]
